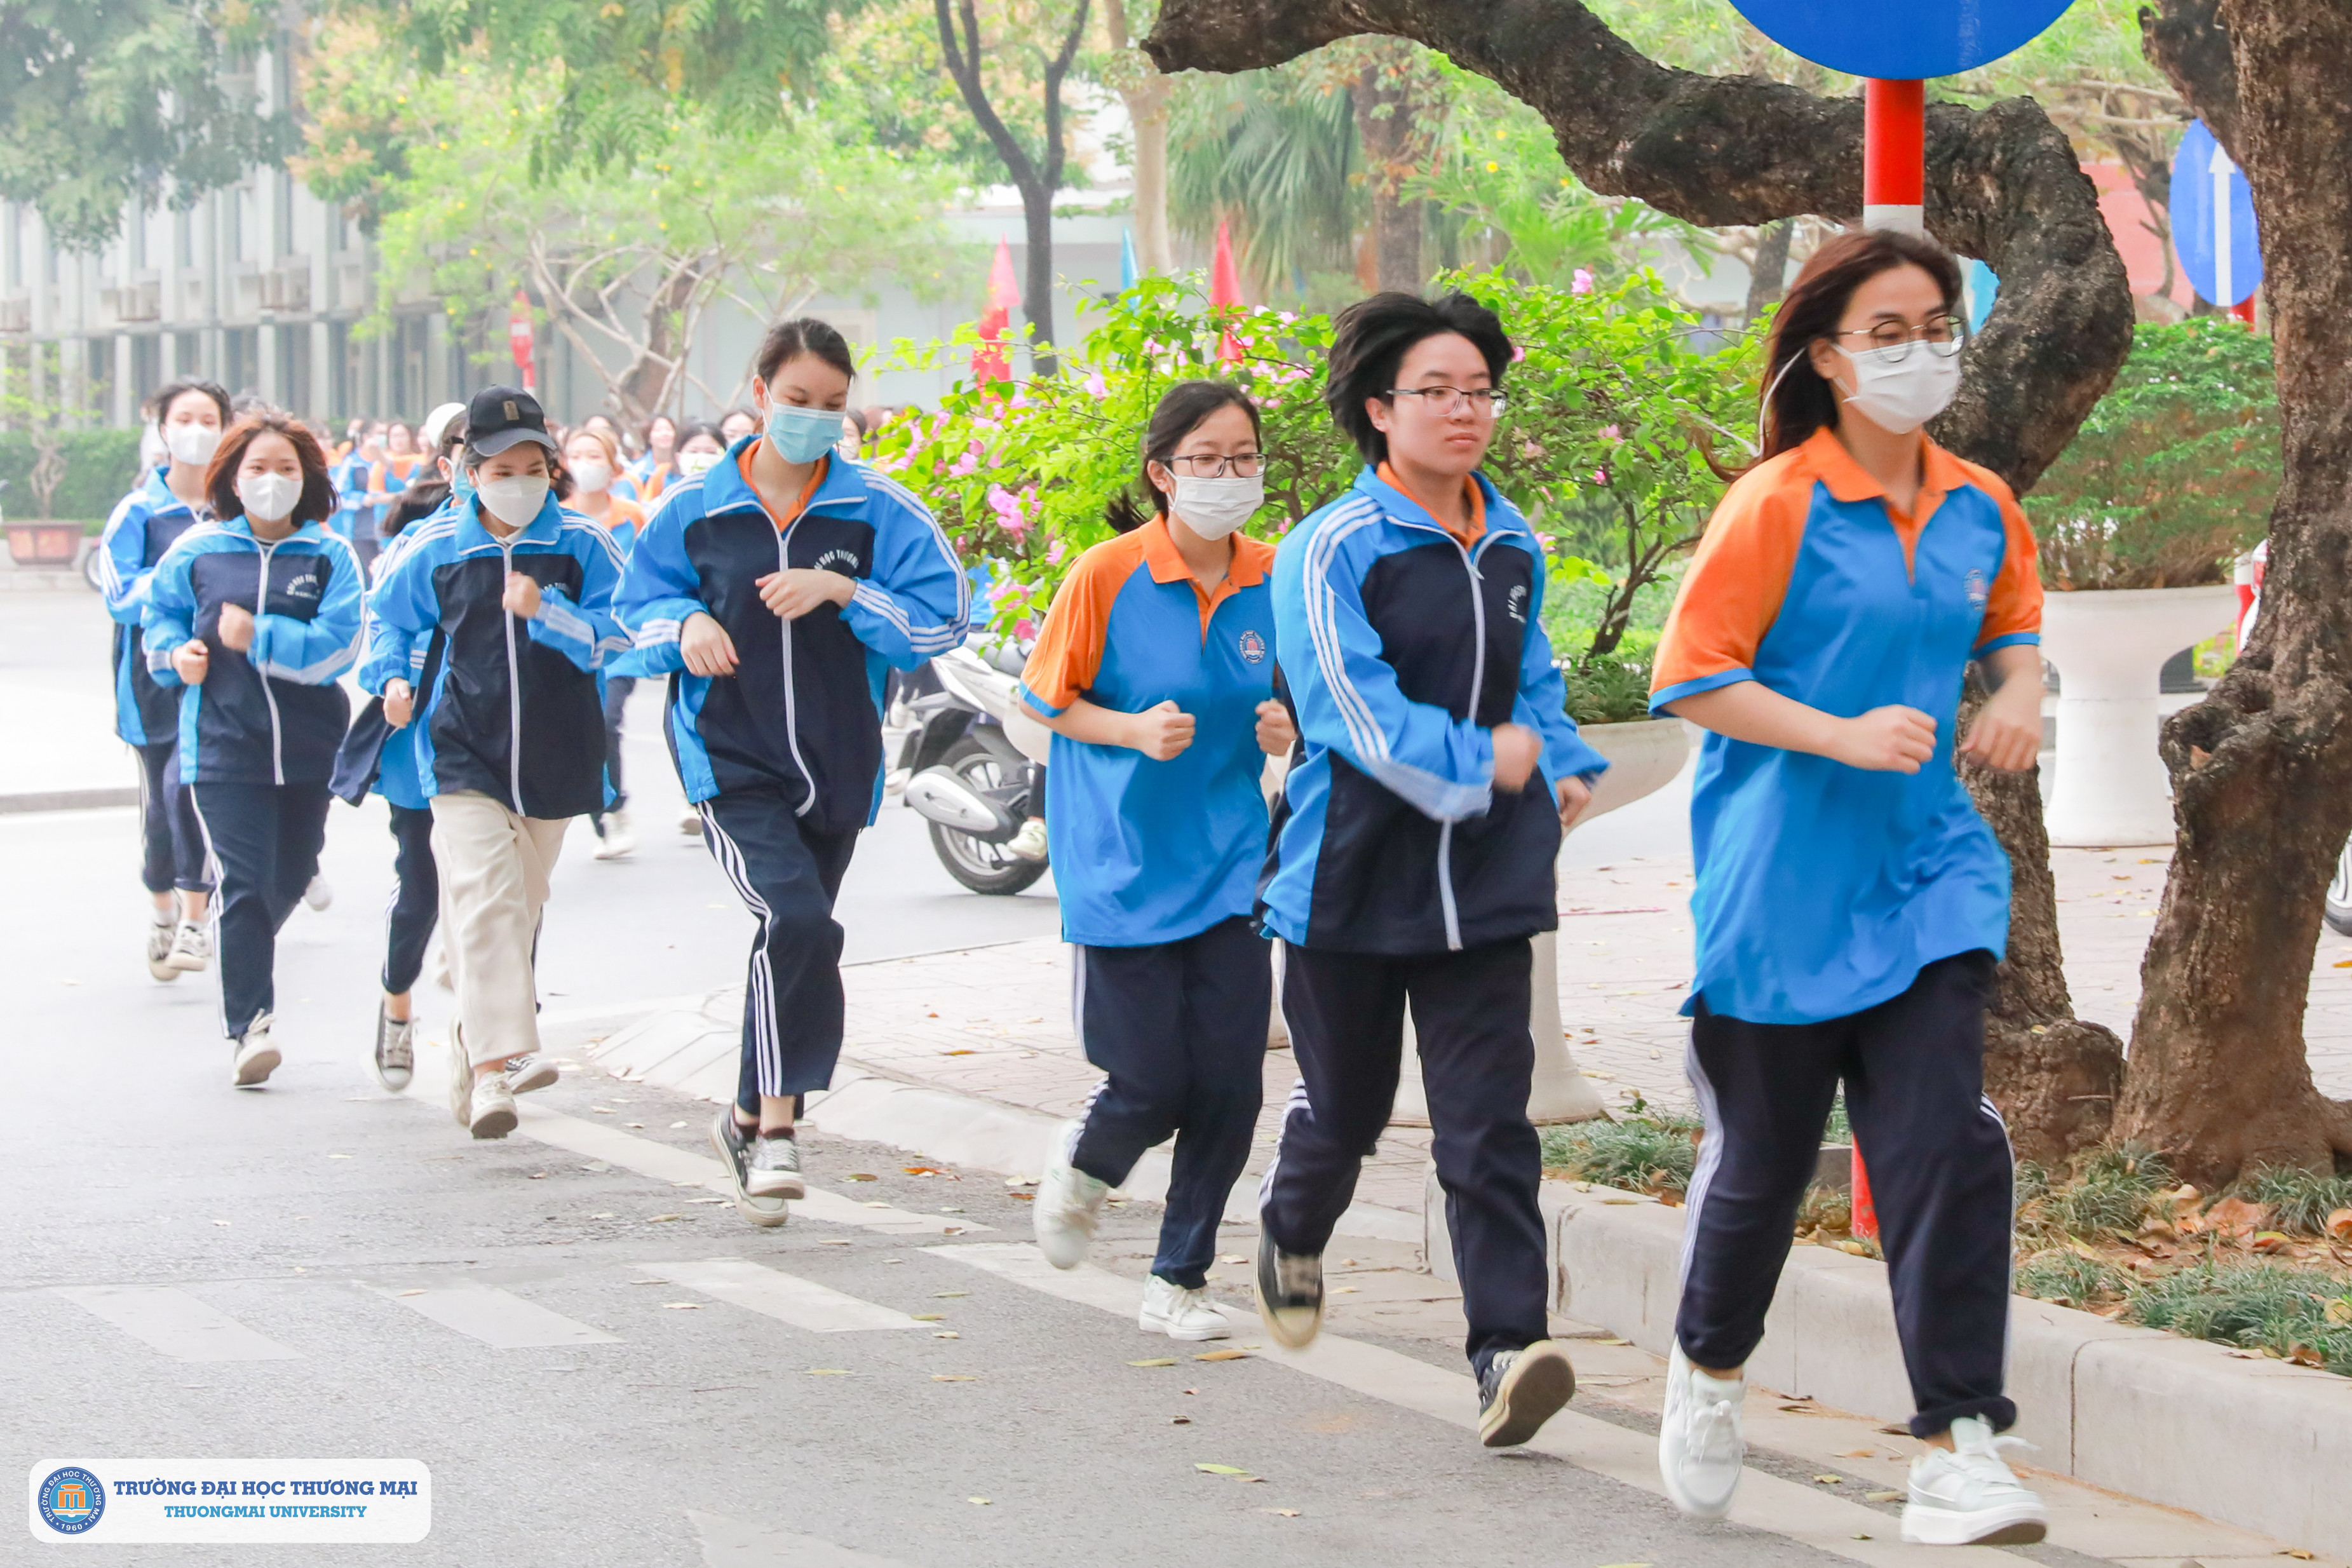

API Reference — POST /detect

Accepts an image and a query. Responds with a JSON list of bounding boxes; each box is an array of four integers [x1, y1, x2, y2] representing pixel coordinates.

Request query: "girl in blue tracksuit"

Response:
[[1017, 380, 1296, 1342], [1256, 291, 1608, 1451], [366, 384, 630, 1141], [103, 379, 231, 982], [614, 317, 968, 1226], [142, 414, 364, 1086]]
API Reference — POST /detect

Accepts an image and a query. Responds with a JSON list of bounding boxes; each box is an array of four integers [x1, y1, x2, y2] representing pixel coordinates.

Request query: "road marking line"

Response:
[[926, 1243, 2039, 1568], [367, 1280, 621, 1348], [631, 1259, 924, 1333], [51, 1285, 302, 1362], [509, 1100, 994, 1236]]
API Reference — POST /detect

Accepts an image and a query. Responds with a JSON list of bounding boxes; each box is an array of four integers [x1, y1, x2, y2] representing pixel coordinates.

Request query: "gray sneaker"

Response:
[[372, 1006, 414, 1093], [746, 1130, 805, 1199], [710, 1112, 790, 1227], [1478, 1340, 1576, 1447], [165, 921, 211, 975], [147, 915, 180, 982], [1255, 1230, 1324, 1349], [468, 1074, 517, 1140], [231, 1013, 281, 1088], [501, 1053, 557, 1095]]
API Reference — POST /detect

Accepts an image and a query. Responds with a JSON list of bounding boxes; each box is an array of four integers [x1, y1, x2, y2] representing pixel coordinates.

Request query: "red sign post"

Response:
[[508, 290, 536, 393]]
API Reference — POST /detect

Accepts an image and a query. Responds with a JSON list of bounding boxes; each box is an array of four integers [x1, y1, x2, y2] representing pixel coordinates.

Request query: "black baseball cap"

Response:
[[464, 385, 559, 458]]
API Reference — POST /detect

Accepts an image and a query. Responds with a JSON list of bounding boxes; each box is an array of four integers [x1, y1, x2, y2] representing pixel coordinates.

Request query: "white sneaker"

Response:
[[372, 1005, 414, 1093], [1139, 1275, 1229, 1341], [468, 1074, 518, 1139], [594, 808, 636, 860], [147, 913, 180, 982], [679, 805, 702, 835], [1004, 818, 1048, 862], [1658, 1343, 1747, 1519], [165, 921, 211, 975], [1900, 1416, 2048, 1546], [1032, 1121, 1109, 1269], [303, 874, 333, 912], [501, 1053, 558, 1094], [231, 1013, 281, 1088]]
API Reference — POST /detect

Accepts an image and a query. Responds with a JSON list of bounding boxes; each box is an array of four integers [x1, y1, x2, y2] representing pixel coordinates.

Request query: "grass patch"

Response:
[[2015, 1248, 2132, 1309], [2030, 1142, 2173, 1240], [2125, 1262, 2352, 1375], [1541, 1113, 1701, 1195], [2234, 1166, 2352, 1236]]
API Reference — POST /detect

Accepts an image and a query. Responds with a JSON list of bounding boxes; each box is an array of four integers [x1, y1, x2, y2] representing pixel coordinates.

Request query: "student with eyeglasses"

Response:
[[1018, 379, 1297, 1341], [1646, 230, 2048, 1546], [1254, 291, 1609, 1450]]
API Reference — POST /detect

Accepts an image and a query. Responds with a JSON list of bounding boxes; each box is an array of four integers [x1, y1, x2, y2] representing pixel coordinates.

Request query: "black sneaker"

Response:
[[709, 1112, 789, 1228], [1255, 1229, 1324, 1348], [1478, 1340, 1576, 1448], [747, 1128, 806, 1200]]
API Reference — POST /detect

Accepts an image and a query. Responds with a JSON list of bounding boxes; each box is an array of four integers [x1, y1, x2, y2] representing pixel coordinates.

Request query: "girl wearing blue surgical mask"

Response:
[[612, 317, 970, 1226]]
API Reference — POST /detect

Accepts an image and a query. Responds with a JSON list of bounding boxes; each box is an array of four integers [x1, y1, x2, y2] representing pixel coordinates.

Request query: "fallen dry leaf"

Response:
[[663, 1302, 701, 1311], [843, 1173, 877, 1181], [2206, 1195, 2271, 1240], [967, 1497, 990, 1506], [1129, 1358, 1178, 1368], [646, 1213, 684, 1223], [806, 1369, 851, 1375], [903, 1166, 944, 1176], [1837, 1449, 1875, 1459], [2324, 1297, 2352, 1325], [1814, 1475, 1842, 1485], [1194, 1349, 1250, 1362], [912, 1313, 945, 1321], [1865, 1490, 1903, 1503], [933, 1374, 977, 1382], [1196, 1464, 1251, 1476], [2326, 1208, 2352, 1242], [935, 1290, 969, 1298], [1172, 1416, 1191, 1424], [933, 1331, 958, 1339], [1265, 1508, 1301, 1518], [397, 1289, 425, 1297]]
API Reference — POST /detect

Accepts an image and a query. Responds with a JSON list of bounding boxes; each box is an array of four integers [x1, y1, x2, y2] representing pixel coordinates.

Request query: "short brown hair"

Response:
[[1754, 229, 1963, 464], [203, 414, 338, 527]]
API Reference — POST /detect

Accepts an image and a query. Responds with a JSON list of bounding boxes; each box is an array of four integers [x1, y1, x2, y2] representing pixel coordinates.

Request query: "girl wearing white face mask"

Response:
[[365, 385, 632, 1139], [562, 426, 648, 860], [1014, 381, 1299, 1339], [104, 380, 233, 980], [140, 416, 364, 1086], [1648, 231, 2050, 1544]]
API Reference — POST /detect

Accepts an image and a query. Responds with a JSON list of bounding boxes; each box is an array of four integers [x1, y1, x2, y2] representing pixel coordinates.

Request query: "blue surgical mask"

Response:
[[764, 402, 845, 464], [442, 455, 475, 506]]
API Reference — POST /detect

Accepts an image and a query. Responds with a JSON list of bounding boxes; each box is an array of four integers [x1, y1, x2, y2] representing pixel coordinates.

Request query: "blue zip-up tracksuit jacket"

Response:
[[100, 468, 210, 746], [613, 440, 969, 834], [329, 451, 373, 549], [140, 515, 364, 786], [334, 508, 449, 809], [364, 492, 631, 820], [1260, 466, 1608, 955]]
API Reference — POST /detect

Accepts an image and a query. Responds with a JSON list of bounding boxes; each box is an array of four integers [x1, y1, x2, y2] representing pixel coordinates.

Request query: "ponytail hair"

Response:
[[1105, 379, 1263, 534]]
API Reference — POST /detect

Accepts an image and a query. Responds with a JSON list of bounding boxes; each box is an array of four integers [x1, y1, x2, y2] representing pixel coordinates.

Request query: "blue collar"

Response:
[[212, 511, 334, 546], [456, 491, 565, 554], [1349, 464, 1527, 544], [141, 466, 203, 521], [699, 435, 873, 523]]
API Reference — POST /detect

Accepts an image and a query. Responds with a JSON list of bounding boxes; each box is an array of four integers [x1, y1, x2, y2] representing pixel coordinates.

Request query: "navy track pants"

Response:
[[382, 802, 438, 996], [136, 739, 209, 895], [1070, 916, 1271, 1290], [1677, 950, 2017, 1437], [189, 781, 332, 1039], [1262, 937, 1547, 1376]]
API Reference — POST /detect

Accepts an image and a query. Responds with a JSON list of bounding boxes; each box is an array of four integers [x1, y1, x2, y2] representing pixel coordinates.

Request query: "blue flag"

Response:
[[1120, 228, 1139, 290]]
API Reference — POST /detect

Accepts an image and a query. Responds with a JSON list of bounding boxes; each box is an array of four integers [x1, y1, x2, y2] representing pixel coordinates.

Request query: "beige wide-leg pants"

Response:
[[429, 790, 571, 1068]]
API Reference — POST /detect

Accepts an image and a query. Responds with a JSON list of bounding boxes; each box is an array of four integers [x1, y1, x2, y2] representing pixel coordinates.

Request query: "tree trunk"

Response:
[[2113, 0, 2352, 1184], [611, 262, 701, 423], [1019, 174, 1061, 377], [1143, 0, 2137, 1159], [1103, 1, 1174, 273], [1743, 219, 1794, 324], [1351, 46, 1424, 291]]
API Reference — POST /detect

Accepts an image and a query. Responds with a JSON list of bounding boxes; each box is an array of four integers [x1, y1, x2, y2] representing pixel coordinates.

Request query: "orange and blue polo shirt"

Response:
[[1649, 426, 2043, 1025], [1018, 515, 1279, 949]]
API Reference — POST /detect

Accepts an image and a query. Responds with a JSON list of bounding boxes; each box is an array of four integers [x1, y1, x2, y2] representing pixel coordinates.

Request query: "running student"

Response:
[[562, 424, 649, 861], [1255, 290, 1607, 1450], [1020, 381, 1294, 1341], [1647, 230, 2048, 1547], [142, 415, 363, 1086], [630, 414, 679, 504], [367, 385, 631, 1139], [614, 317, 968, 1227], [102, 379, 228, 982]]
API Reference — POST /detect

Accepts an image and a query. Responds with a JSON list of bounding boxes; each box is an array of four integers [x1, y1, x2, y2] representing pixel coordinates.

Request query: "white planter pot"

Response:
[[2041, 584, 2235, 848]]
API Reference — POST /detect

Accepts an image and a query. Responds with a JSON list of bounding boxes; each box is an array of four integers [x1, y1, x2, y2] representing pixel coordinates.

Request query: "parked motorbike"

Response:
[[898, 641, 1053, 895]]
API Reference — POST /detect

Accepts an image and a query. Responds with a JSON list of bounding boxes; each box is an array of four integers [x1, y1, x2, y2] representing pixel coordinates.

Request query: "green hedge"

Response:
[[0, 430, 148, 525]]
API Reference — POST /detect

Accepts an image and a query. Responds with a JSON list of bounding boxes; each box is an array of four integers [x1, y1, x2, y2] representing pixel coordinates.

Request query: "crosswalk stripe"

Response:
[[631, 1259, 924, 1333], [52, 1285, 302, 1363], [371, 1281, 621, 1349], [925, 1244, 2041, 1568]]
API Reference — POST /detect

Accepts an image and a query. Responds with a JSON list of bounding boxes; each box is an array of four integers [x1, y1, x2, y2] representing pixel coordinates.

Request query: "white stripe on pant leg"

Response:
[[1982, 1092, 2019, 1388], [1064, 943, 1105, 1159], [185, 785, 231, 1040], [1677, 1032, 1727, 1285], [698, 802, 781, 1101], [1255, 1077, 1313, 1211]]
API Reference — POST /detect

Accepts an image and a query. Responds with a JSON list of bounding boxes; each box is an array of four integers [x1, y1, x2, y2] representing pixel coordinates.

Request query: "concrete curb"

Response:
[[0, 787, 140, 814], [1428, 1171, 2352, 1557], [581, 989, 1420, 1245]]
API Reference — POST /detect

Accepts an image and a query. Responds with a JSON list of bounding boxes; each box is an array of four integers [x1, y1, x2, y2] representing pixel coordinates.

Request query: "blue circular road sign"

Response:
[[2170, 119, 2261, 308], [1727, 0, 2076, 79]]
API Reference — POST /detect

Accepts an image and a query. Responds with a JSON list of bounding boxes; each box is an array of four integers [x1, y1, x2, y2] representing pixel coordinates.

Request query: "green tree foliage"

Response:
[[1167, 67, 1362, 299], [0, 0, 294, 251], [2026, 318, 2278, 589]]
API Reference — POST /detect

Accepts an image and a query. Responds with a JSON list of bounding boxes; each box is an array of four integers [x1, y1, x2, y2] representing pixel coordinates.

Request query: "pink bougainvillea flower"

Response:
[[1600, 424, 1621, 440], [1084, 371, 1109, 398], [1015, 618, 1038, 640], [1046, 537, 1067, 565], [1573, 267, 1596, 295]]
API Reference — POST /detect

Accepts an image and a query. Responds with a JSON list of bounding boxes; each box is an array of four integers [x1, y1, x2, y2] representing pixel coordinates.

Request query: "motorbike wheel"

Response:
[[2327, 834, 2352, 938], [928, 737, 1049, 896]]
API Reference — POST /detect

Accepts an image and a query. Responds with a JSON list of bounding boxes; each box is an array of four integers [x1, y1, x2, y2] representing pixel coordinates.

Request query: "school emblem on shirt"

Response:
[[1506, 584, 1529, 624], [814, 548, 863, 576], [1964, 568, 1989, 610], [1237, 629, 1266, 665]]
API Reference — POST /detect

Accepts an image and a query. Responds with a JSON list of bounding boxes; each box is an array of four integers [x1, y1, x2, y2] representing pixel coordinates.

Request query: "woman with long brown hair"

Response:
[[1647, 229, 2048, 1544], [142, 414, 364, 1086]]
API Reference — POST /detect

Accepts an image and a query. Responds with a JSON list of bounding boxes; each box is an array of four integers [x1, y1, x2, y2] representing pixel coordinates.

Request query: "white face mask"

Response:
[[1167, 474, 1264, 541], [476, 473, 550, 527], [166, 423, 221, 468], [677, 450, 720, 477], [236, 472, 301, 524], [1832, 342, 1962, 435], [571, 459, 612, 495]]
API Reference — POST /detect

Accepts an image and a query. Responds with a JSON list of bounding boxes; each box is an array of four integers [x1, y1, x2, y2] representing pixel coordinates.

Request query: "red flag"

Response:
[[1210, 219, 1244, 363], [507, 290, 537, 392], [974, 238, 1021, 384]]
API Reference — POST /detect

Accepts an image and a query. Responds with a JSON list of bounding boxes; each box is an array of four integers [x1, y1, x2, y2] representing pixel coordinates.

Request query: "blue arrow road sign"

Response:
[[1727, 0, 2076, 79], [2170, 119, 2261, 308]]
